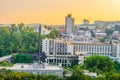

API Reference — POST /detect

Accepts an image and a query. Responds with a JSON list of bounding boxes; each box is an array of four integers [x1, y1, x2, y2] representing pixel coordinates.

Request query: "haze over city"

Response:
[[0, 0, 120, 24]]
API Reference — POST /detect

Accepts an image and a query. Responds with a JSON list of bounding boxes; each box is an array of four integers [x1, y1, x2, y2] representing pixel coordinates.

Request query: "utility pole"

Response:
[[38, 25, 41, 64]]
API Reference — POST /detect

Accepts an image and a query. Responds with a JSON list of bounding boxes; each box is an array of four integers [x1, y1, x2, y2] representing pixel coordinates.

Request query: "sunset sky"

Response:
[[0, 0, 120, 24]]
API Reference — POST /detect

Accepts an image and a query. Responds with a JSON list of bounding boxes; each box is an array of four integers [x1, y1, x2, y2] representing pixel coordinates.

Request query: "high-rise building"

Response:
[[65, 14, 74, 34]]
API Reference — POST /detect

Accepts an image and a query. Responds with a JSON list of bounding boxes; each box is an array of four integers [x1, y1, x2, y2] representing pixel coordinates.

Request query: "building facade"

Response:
[[42, 39, 78, 67], [72, 43, 113, 56], [42, 39, 120, 66]]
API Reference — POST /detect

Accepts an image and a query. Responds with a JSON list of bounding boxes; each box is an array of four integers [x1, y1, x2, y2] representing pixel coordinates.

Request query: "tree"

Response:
[[11, 24, 18, 33], [106, 73, 120, 80], [46, 29, 61, 39], [114, 25, 120, 31], [84, 56, 114, 73], [114, 61, 120, 73], [71, 60, 78, 68], [105, 29, 114, 36], [11, 54, 33, 63], [18, 23, 25, 32], [91, 30, 95, 37], [99, 37, 106, 43], [66, 70, 92, 80], [0, 24, 60, 57], [28, 46, 36, 53], [0, 61, 13, 67]]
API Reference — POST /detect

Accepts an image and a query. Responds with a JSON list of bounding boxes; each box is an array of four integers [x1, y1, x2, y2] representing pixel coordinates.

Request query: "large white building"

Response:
[[42, 39, 78, 67], [42, 39, 120, 66], [65, 14, 74, 34]]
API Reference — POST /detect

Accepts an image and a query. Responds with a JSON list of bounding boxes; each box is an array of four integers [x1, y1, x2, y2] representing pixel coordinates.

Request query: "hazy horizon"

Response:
[[0, 0, 120, 25]]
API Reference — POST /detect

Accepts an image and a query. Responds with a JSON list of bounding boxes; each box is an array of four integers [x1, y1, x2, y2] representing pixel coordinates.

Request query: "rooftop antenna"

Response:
[[89, 17, 91, 24]]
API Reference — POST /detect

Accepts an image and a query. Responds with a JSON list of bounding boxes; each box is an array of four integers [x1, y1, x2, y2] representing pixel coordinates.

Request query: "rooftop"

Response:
[[0, 63, 63, 71]]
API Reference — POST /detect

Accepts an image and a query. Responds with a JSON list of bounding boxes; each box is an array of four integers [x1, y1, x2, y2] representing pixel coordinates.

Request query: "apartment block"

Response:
[[42, 39, 120, 66], [42, 39, 77, 67]]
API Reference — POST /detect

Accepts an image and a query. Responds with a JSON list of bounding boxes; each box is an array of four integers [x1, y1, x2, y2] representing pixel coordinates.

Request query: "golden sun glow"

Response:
[[0, 0, 120, 24]]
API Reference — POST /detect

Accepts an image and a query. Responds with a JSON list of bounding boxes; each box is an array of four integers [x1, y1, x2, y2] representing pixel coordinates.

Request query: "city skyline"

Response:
[[0, 0, 120, 24]]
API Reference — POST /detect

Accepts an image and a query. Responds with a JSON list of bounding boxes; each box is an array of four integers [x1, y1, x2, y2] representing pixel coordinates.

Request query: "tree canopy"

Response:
[[11, 54, 33, 63], [84, 56, 114, 74], [105, 29, 114, 36], [0, 69, 61, 80], [46, 29, 61, 39], [0, 23, 61, 57]]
